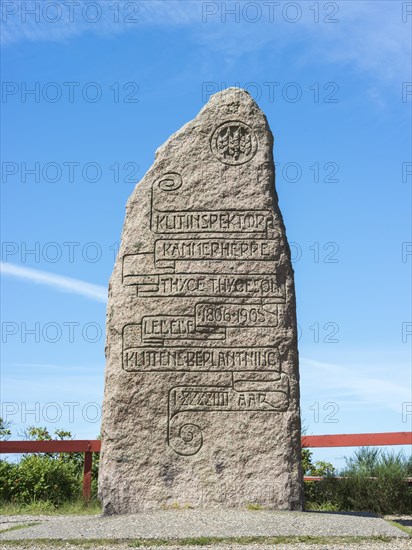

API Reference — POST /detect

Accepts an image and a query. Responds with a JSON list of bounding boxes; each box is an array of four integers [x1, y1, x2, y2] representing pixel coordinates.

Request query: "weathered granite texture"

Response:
[[98, 88, 303, 514]]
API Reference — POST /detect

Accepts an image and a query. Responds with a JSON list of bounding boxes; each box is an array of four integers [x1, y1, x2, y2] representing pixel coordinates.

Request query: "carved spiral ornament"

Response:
[[169, 422, 203, 456], [156, 172, 183, 192]]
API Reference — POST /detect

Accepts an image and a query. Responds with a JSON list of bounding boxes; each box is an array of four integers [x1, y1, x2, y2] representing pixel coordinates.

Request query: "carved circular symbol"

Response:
[[169, 422, 203, 456], [210, 121, 258, 165], [156, 172, 182, 192]]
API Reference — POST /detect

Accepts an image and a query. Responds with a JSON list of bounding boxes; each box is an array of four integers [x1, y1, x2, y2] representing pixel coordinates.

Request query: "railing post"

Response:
[[83, 450, 93, 501]]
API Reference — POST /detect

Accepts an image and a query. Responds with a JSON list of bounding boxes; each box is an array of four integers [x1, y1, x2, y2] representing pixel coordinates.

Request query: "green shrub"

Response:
[[304, 447, 412, 515], [0, 417, 11, 440], [301, 445, 336, 477], [336, 448, 412, 514], [0, 425, 100, 507], [0, 460, 17, 502], [0, 454, 81, 505]]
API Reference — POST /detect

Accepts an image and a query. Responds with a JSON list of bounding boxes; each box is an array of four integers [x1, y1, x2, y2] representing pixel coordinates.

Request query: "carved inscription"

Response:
[[196, 303, 280, 328], [154, 238, 278, 262], [122, 268, 286, 300], [141, 315, 225, 343], [152, 210, 273, 234], [121, 130, 290, 455], [124, 346, 281, 371], [168, 373, 290, 455]]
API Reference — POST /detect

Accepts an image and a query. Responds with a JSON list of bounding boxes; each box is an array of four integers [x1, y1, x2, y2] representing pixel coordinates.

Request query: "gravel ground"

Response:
[[1, 542, 412, 550], [0, 510, 409, 542]]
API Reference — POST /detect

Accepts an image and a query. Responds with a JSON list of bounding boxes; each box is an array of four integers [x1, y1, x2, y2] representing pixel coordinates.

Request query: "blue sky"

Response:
[[1, 0, 411, 469]]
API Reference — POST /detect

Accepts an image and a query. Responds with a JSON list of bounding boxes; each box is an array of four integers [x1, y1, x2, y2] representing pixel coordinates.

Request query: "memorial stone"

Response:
[[99, 88, 303, 514]]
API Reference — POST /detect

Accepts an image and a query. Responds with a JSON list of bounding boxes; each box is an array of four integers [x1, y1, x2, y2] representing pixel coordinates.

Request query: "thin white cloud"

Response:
[[300, 356, 410, 415], [2, 1, 409, 85], [1, 263, 107, 304], [195, 1, 410, 84], [1, 0, 201, 45], [302, 1, 411, 83]]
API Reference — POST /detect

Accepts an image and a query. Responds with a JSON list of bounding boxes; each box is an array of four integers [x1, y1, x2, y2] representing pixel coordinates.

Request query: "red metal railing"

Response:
[[301, 432, 412, 448], [0, 440, 101, 500], [1, 432, 411, 500]]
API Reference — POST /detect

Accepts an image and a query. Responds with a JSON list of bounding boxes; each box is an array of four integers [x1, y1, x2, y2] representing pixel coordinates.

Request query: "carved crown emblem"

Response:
[[211, 121, 258, 165]]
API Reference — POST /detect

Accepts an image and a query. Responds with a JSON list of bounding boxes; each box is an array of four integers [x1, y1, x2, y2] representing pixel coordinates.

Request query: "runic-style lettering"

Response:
[[158, 275, 206, 294], [123, 347, 281, 371], [154, 274, 284, 298], [155, 238, 278, 261], [152, 210, 272, 233], [196, 303, 279, 327], [142, 316, 196, 337], [180, 390, 229, 407]]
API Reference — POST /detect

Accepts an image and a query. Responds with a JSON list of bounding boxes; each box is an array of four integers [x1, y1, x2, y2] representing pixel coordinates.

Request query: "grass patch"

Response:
[[163, 502, 193, 510], [0, 535, 398, 547], [305, 501, 340, 512], [245, 503, 264, 511], [386, 520, 412, 537], [0, 499, 101, 516]]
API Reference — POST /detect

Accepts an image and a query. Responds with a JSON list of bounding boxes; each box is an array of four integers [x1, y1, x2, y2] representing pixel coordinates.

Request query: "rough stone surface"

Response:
[[98, 88, 303, 514]]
